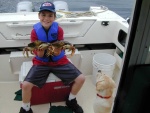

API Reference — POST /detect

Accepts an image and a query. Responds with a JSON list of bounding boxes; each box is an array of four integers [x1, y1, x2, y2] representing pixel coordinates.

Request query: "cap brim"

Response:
[[39, 8, 55, 12]]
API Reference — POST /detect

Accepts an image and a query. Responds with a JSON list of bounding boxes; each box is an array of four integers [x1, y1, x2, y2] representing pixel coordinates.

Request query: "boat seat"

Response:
[[19, 61, 72, 105]]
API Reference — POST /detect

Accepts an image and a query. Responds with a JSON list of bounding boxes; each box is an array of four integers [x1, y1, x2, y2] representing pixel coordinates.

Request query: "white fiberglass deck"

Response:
[[0, 76, 96, 113]]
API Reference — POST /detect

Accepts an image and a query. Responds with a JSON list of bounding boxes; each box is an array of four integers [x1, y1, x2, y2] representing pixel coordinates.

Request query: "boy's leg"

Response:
[[66, 74, 85, 113], [51, 63, 85, 113], [19, 81, 34, 113], [70, 74, 85, 95], [19, 65, 50, 113], [22, 81, 34, 103]]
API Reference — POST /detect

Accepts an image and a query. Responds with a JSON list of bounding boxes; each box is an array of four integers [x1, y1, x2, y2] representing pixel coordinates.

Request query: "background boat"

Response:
[[0, 0, 134, 19]]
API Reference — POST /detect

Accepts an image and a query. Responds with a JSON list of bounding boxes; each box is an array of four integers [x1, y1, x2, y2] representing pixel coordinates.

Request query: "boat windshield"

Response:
[[0, 0, 134, 19]]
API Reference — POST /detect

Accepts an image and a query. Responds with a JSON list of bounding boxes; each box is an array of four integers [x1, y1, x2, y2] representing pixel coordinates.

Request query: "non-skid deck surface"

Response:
[[0, 76, 96, 113]]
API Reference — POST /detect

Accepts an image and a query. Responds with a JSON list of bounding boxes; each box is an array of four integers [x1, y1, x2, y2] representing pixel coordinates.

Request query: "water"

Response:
[[0, 0, 134, 19]]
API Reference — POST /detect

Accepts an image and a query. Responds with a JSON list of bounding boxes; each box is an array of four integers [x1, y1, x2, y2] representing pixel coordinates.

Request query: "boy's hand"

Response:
[[53, 47, 62, 56], [36, 49, 45, 57]]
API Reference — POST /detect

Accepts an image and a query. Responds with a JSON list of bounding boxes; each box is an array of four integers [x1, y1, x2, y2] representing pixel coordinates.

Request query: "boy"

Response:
[[19, 1, 85, 113]]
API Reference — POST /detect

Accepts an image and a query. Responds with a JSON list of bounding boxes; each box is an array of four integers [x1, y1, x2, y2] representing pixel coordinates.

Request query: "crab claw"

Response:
[[26, 50, 29, 58], [23, 47, 29, 58], [23, 48, 26, 57], [46, 46, 55, 57], [63, 45, 75, 56], [38, 43, 50, 50]]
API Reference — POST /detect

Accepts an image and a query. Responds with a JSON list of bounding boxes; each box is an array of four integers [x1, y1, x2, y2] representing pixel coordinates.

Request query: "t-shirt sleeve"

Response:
[[30, 29, 38, 42], [57, 26, 64, 40], [30, 29, 38, 55]]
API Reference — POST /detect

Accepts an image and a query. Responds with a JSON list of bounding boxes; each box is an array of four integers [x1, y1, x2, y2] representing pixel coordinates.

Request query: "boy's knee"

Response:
[[22, 81, 33, 91], [76, 74, 85, 83], [81, 74, 85, 82]]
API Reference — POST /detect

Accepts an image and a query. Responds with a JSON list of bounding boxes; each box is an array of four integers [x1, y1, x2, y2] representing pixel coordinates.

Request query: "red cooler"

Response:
[[19, 61, 72, 105]]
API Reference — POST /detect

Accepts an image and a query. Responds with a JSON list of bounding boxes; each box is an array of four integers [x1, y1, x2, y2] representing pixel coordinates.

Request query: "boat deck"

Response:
[[0, 76, 97, 113]]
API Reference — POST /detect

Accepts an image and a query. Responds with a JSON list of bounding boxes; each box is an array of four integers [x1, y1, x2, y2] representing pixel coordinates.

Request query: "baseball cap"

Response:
[[39, 1, 55, 12]]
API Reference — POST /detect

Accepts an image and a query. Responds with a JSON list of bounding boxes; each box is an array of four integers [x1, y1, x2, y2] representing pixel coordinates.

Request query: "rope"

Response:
[[56, 5, 108, 18]]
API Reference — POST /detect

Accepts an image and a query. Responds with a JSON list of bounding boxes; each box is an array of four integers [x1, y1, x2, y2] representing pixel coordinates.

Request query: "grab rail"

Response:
[[7, 22, 35, 27], [7, 20, 83, 27]]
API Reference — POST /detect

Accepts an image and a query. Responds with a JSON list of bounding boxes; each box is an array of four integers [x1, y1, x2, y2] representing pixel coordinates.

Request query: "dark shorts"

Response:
[[24, 62, 82, 88]]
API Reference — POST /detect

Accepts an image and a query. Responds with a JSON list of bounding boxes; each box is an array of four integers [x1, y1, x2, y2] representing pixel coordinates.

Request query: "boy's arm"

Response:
[[31, 29, 38, 42], [57, 26, 64, 40], [30, 29, 45, 57]]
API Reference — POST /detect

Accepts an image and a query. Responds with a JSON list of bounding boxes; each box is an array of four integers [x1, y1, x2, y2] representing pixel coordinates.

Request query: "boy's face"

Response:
[[38, 10, 56, 30]]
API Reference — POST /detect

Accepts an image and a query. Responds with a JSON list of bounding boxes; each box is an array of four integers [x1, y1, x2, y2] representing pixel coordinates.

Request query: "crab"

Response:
[[23, 40, 76, 58], [23, 40, 49, 57], [38, 40, 75, 56], [48, 40, 76, 56]]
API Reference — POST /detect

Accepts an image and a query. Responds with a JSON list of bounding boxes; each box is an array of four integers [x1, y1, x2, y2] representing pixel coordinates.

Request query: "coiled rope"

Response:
[[56, 5, 108, 18]]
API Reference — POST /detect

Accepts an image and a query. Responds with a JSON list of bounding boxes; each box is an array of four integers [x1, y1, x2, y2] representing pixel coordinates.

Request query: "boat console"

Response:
[[0, 1, 129, 85]]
